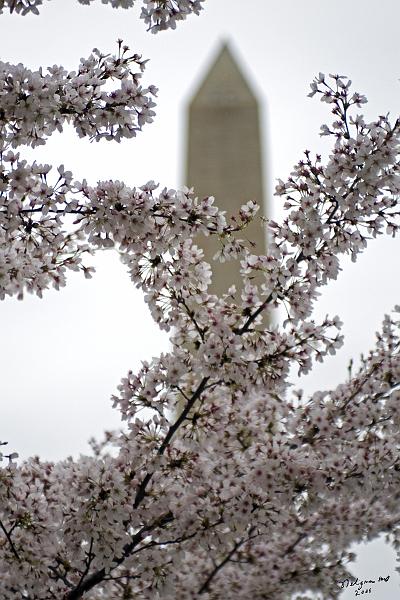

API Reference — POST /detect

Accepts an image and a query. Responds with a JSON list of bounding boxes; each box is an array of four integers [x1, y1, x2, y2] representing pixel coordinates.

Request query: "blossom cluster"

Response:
[[270, 74, 400, 321], [0, 13, 400, 599], [140, 0, 204, 33], [0, 43, 157, 299], [0, 0, 205, 32]]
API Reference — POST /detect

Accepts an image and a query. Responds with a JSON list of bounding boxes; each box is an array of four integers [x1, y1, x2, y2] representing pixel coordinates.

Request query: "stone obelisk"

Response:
[[185, 42, 267, 297]]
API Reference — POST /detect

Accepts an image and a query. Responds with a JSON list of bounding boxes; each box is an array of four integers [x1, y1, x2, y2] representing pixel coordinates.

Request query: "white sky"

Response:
[[1, 0, 400, 595]]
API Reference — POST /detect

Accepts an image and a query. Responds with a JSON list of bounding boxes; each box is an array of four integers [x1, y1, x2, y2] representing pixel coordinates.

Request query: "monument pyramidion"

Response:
[[185, 41, 267, 297]]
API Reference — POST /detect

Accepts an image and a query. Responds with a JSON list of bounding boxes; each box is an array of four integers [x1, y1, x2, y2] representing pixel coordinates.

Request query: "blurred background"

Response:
[[0, 1, 399, 596]]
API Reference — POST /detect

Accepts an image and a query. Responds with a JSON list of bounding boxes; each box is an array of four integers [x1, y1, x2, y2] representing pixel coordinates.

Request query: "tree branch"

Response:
[[0, 519, 20, 561], [133, 375, 209, 508], [198, 527, 256, 594]]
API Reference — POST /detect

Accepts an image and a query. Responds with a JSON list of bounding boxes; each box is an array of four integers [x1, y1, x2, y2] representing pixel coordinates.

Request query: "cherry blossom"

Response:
[[0, 0, 205, 32], [1, 5, 400, 599]]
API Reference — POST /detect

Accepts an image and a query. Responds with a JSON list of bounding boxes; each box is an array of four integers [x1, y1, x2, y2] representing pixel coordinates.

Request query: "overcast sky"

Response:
[[1, 1, 399, 595]]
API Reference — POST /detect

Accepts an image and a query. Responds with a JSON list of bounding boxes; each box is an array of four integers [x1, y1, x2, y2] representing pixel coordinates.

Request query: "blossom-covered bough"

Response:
[[0, 0, 204, 32], [1, 3, 400, 599]]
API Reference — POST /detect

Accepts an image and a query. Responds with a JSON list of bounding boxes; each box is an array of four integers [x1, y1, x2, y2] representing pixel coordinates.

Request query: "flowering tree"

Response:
[[1, 3, 400, 599]]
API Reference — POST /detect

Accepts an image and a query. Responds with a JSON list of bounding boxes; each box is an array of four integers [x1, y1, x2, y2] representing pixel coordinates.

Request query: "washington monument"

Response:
[[185, 42, 267, 296]]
